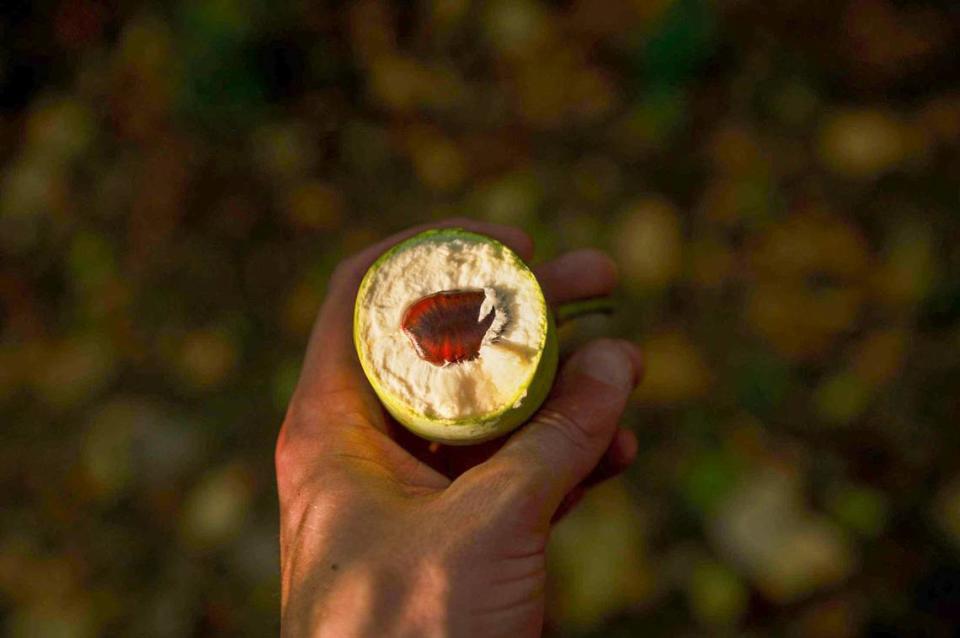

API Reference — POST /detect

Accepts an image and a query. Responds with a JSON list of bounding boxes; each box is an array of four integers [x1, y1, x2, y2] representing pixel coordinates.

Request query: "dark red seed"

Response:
[[401, 289, 495, 366]]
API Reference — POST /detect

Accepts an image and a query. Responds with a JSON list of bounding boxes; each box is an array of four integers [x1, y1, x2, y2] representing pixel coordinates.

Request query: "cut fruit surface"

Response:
[[353, 228, 558, 444], [401, 290, 496, 366]]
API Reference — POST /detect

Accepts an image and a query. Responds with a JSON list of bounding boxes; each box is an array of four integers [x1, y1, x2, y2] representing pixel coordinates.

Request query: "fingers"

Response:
[[469, 339, 642, 525], [534, 249, 618, 306], [293, 218, 535, 417]]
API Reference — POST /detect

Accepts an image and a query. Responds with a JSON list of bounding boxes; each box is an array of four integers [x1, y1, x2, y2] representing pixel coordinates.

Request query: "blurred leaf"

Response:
[[272, 358, 301, 410], [176, 0, 266, 127], [873, 220, 937, 307], [614, 197, 683, 292], [31, 336, 117, 409], [471, 172, 542, 227], [641, 0, 715, 89], [180, 463, 252, 549], [548, 480, 653, 630], [709, 470, 858, 604], [687, 560, 749, 627], [819, 109, 909, 178], [175, 327, 239, 390], [934, 476, 960, 551], [826, 483, 889, 538], [636, 330, 712, 404], [814, 371, 872, 426], [680, 449, 742, 515], [68, 230, 117, 294], [734, 352, 793, 417]]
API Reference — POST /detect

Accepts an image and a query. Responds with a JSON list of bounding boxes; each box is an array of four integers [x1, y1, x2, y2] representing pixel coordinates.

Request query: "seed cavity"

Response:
[[402, 289, 499, 366]]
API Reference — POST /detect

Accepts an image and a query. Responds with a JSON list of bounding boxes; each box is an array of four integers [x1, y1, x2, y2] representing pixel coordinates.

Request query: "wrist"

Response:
[[282, 553, 452, 638]]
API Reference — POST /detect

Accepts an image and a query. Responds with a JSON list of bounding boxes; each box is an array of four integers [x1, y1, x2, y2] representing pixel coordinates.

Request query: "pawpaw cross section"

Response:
[[401, 290, 496, 366]]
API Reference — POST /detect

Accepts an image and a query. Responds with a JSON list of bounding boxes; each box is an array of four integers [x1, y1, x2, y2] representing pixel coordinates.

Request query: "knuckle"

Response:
[[457, 459, 527, 497], [476, 461, 527, 495], [274, 425, 292, 470], [453, 460, 549, 523]]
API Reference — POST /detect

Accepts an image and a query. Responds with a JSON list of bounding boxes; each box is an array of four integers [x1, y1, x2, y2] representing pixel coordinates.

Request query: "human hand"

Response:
[[276, 219, 643, 637]]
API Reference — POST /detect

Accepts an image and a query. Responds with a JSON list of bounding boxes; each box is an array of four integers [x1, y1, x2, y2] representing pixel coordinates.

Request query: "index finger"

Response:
[[292, 218, 535, 424]]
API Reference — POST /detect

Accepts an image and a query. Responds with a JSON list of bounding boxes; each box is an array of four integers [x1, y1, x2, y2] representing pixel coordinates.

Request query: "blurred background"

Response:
[[2, 0, 960, 635]]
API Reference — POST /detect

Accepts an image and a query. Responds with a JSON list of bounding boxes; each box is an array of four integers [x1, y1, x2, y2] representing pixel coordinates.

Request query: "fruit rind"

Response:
[[354, 228, 557, 444]]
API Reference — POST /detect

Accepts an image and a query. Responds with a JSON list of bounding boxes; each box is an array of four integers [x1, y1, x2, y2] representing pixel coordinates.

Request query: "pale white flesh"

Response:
[[356, 237, 547, 421]]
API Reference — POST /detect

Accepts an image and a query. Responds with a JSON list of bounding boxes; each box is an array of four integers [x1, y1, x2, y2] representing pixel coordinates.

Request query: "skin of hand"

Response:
[[276, 219, 644, 637]]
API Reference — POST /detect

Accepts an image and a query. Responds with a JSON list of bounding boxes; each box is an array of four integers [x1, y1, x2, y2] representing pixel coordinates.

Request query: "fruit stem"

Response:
[[555, 296, 617, 325]]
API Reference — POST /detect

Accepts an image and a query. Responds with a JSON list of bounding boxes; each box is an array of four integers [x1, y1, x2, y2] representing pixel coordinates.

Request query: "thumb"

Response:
[[462, 339, 641, 525]]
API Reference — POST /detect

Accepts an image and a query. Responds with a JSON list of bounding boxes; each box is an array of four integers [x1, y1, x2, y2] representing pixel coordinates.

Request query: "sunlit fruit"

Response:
[[354, 228, 557, 444]]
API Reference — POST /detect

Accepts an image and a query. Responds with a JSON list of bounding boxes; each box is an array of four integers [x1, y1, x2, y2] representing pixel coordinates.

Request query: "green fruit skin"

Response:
[[354, 228, 559, 445]]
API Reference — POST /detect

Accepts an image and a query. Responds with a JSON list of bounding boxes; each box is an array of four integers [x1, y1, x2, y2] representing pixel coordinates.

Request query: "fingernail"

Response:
[[571, 341, 634, 391]]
